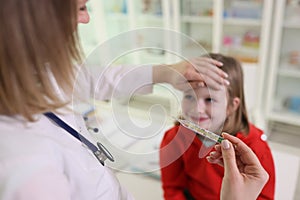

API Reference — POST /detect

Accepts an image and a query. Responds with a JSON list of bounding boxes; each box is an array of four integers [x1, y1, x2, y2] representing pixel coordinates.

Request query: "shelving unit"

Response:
[[265, 0, 300, 134], [79, 0, 176, 64]]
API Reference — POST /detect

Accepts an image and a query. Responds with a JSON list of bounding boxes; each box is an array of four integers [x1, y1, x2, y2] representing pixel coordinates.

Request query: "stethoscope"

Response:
[[44, 112, 114, 166]]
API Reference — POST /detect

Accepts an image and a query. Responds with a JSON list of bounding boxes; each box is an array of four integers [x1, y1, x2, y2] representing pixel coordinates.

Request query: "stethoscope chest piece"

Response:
[[44, 112, 114, 166], [94, 142, 115, 165]]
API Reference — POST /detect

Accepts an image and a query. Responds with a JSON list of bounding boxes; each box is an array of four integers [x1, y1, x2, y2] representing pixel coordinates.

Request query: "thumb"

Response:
[[221, 139, 240, 178]]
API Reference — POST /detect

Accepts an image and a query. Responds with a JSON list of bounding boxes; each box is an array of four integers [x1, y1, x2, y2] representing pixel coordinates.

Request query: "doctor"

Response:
[[0, 0, 268, 199]]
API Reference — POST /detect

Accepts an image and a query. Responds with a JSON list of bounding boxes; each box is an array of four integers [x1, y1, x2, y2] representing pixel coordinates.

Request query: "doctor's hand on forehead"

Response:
[[153, 57, 229, 91], [207, 133, 269, 200]]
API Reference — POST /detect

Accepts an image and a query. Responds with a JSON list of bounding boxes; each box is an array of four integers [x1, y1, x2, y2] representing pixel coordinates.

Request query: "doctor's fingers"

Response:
[[206, 150, 243, 169], [181, 72, 226, 91], [222, 133, 262, 166], [192, 68, 229, 90], [189, 57, 228, 85], [206, 153, 224, 166], [171, 81, 203, 92], [209, 150, 222, 160], [206, 146, 224, 166]]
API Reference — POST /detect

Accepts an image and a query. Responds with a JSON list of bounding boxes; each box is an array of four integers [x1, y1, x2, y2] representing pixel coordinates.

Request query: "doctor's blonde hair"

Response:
[[0, 0, 82, 121]]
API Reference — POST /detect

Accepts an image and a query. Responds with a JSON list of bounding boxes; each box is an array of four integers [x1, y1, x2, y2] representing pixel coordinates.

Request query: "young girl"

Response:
[[160, 53, 275, 200]]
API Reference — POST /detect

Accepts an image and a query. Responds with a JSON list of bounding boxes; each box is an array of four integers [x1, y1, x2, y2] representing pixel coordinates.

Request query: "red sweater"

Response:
[[160, 124, 275, 200]]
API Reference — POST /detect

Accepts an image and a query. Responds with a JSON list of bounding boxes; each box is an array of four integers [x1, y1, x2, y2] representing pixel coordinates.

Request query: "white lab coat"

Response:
[[0, 65, 153, 200]]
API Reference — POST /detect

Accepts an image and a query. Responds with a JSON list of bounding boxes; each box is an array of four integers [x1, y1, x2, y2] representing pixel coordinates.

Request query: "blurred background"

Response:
[[78, 0, 300, 199]]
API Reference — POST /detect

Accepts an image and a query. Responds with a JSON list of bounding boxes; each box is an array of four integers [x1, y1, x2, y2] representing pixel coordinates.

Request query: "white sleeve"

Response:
[[75, 64, 154, 101]]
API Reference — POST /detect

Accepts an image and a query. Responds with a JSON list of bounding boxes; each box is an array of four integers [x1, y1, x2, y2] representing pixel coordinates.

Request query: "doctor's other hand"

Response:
[[153, 57, 229, 91], [206, 133, 269, 200]]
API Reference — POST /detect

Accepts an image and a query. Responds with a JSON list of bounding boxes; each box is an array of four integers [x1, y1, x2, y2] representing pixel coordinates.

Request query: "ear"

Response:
[[227, 97, 240, 116]]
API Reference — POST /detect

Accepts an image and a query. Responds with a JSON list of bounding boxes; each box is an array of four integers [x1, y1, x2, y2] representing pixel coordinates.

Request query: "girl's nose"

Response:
[[196, 99, 206, 113]]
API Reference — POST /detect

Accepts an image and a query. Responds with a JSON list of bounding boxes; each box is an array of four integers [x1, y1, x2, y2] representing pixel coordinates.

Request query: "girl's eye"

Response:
[[205, 98, 214, 103], [184, 94, 194, 101]]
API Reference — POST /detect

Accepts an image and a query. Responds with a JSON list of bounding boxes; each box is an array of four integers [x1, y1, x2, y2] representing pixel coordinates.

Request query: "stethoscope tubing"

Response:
[[44, 112, 114, 165]]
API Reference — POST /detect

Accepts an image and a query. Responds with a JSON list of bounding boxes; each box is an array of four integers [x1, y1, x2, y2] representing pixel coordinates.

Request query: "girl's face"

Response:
[[181, 86, 228, 134], [77, 0, 90, 24]]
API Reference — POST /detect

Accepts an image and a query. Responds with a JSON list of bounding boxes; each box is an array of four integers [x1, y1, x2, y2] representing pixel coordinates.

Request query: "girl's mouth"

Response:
[[190, 116, 209, 124]]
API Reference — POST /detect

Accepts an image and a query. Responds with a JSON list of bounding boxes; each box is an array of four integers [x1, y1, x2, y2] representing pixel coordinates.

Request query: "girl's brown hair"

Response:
[[209, 53, 250, 135], [0, 0, 82, 121]]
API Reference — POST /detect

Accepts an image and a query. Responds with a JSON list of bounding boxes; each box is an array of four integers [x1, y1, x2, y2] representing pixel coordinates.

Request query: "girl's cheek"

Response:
[[181, 101, 186, 111]]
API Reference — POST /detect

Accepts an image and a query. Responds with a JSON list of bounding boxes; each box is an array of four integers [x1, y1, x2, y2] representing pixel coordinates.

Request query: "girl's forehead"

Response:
[[185, 86, 227, 98], [185, 87, 209, 94], [185, 86, 222, 95]]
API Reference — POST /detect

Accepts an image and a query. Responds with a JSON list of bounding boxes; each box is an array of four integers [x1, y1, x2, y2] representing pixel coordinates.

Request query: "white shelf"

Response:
[[283, 21, 300, 29], [137, 14, 163, 23], [278, 68, 300, 79], [106, 13, 128, 21], [268, 111, 300, 127], [181, 15, 213, 24], [220, 46, 259, 63], [242, 62, 258, 68], [223, 17, 261, 26]]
